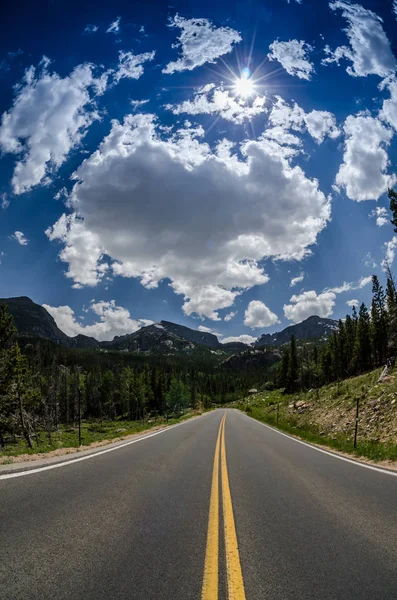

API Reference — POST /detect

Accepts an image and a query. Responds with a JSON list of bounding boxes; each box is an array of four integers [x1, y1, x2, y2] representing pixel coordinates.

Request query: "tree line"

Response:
[[0, 310, 258, 449]]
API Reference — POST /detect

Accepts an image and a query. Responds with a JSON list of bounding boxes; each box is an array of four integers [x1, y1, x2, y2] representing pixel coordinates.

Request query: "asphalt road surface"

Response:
[[1, 409, 397, 600]]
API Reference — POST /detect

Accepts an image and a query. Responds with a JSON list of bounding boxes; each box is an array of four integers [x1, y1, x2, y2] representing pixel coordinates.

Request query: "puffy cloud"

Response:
[[304, 110, 340, 143], [267, 39, 314, 80], [163, 15, 241, 74], [224, 311, 237, 322], [84, 24, 98, 34], [379, 77, 397, 131], [335, 114, 395, 201], [11, 231, 28, 245], [244, 300, 280, 329], [266, 96, 339, 146], [0, 52, 155, 195], [0, 58, 106, 194], [322, 1, 396, 78], [165, 85, 267, 124], [45, 214, 107, 289], [284, 290, 336, 322], [106, 17, 120, 35], [113, 51, 155, 83], [369, 206, 388, 227], [221, 334, 256, 345], [43, 300, 148, 341], [382, 236, 397, 271], [347, 299, 359, 308], [290, 273, 304, 287], [47, 113, 330, 319]]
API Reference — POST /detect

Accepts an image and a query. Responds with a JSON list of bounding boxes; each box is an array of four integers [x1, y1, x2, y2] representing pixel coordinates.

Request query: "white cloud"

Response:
[[394, 1, 397, 18], [11, 231, 28, 245], [106, 17, 120, 35], [224, 311, 237, 322], [113, 50, 155, 83], [290, 273, 304, 287], [322, 1, 396, 78], [267, 39, 314, 80], [0, 252, 5, 265], [358, 275, 372, 288], [165, 85, 267, 124], [304, 110, 340, 143], [198, 325, 221, 336], [284, 290, 336, 322], [324, 275, 372, 295], [244, 300, 280, 329], [347, 299, 359, 308], [335, 113, 395, 201], [221, 334, 256, 345], [266, 96, 340, 146], [0, 58, 107, 194], [379, 77, 397, 132], [84, 24, 98, 34], [43, 300, 148, 342], [382, 236, 397, 271], [369, 206, 388, 227], [163, 14, 241, 74], [1, 193, 9, 210], [130, 99, 150, 111], [47, 113, 330, 319]]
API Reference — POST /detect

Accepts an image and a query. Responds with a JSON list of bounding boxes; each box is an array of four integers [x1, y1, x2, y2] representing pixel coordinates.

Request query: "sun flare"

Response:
[[235, 68, 255, 98]]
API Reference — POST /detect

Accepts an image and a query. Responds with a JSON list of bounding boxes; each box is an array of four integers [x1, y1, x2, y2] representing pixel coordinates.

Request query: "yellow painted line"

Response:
[[221, 414, 247, 600], [201, 414, 225, 600]]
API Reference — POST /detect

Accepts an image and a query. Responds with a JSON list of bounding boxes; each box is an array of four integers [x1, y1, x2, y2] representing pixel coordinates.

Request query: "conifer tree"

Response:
[[371, 275, 388, 366], [287, 335, 299, 393], [388, 187, 397, 232]]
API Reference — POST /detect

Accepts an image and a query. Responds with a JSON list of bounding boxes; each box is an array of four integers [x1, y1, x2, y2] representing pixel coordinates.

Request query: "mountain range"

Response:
[[0, 296, 338, 354]]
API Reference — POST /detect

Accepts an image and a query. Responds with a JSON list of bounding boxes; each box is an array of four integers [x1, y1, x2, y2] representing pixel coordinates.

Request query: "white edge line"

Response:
[[242, 411, 397, 478], [0, 414, 208, 480]]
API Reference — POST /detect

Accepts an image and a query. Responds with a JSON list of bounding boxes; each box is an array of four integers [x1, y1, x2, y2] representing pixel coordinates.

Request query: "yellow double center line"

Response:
[[202, 413, 246, 600]]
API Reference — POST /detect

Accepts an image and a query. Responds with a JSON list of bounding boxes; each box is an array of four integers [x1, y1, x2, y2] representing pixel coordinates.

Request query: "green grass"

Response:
[[0, 410, 202, 462], [230, 367, 397, 463], [241, 405, 397, 462]]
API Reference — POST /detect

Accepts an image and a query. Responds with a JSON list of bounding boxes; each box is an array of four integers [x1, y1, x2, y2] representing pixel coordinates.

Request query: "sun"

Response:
[[235, 68, 256, 98]]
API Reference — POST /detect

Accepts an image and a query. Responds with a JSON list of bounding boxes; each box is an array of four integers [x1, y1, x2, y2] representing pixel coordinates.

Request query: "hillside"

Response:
[[255, 315, 338, 347], [234, 366, 397, 461]]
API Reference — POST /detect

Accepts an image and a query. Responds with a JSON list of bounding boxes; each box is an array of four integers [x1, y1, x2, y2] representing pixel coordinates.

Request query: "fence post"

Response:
[[353, 397, 359, 448]]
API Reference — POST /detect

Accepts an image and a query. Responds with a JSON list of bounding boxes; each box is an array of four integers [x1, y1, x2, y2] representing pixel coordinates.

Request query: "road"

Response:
[[1, 408, 397, 600]]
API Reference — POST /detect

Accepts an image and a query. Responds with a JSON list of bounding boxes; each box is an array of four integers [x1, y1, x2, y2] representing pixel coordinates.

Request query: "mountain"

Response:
[[255, 315, 338, 347], [0, 297, 223, 355], [0, 296, 71, 345], [101, 323, 198, 354], [157, 320, 220, 348]]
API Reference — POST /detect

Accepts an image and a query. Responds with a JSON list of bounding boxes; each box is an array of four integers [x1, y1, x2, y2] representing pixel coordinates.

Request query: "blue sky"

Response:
[[1, 0, 397, 343]]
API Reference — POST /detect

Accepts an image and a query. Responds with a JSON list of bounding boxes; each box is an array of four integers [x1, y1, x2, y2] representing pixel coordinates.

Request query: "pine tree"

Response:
[[385, 264, 397, 358], [388, 187, 397, 232], [287, 335, 299, 393], [371, 275, 388, 366], [354, 303, 372, 373], [279, 348, 290, 389]]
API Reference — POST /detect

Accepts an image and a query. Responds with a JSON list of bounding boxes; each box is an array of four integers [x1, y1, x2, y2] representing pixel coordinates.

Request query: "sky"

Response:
[[1, 0, 397, 344]]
